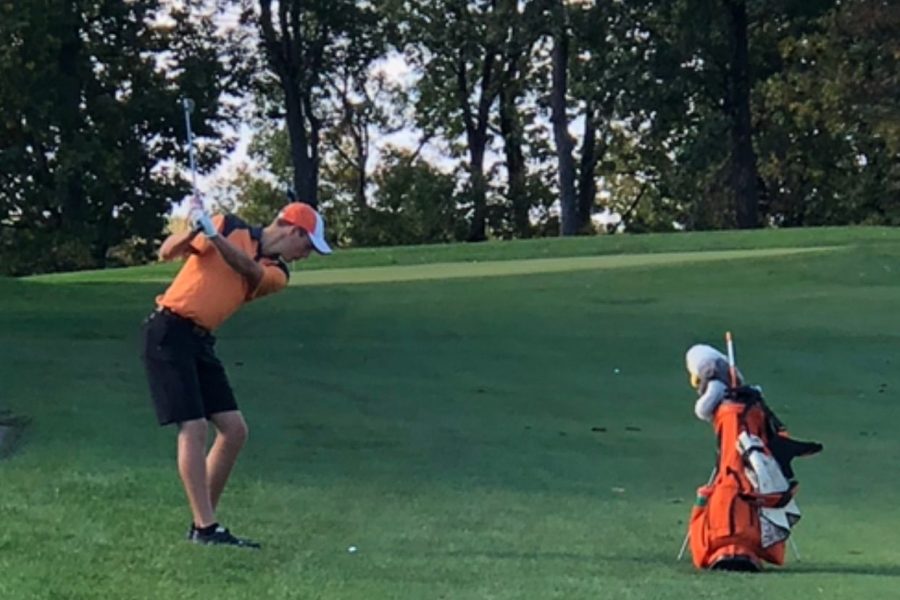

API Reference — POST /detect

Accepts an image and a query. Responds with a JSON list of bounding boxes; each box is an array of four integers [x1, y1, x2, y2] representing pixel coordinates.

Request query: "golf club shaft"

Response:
[[182, 98, 202, 211], [726, 331, 737, 388]]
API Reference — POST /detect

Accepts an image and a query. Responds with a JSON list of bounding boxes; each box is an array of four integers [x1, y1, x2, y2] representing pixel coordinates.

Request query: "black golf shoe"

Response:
[[188, 525, 261, 549]]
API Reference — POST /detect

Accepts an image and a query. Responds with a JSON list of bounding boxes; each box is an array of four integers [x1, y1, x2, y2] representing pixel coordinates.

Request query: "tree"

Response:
[[367, 148, 466, 245], [535, 0, 654, 234], [0, 0, 237, 275], [396, 0, 510, 241], [609, 0, 840, 229], [495, 0, 547, 238], [549, 0, 578, 235], [723, 0, 760, 228], [323, 66, 406, 219], [755, 0, 900, 225], [209, 165, 286, 226], [247, 0, 386, 208], [636, 0, 764, 229], [569, 0, 640, 233]]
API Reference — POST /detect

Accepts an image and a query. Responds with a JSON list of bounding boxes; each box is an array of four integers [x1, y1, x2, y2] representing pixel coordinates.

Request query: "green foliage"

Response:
[[247, 124, 294, 185], [0, 0, 238, 275], [246, 0, 390, 205], [756, 0, 900, 226], [3, 0, 898, 271], [392, 0, 514, 240], [361, 148, 466, 246], [211, 166, 286, 226], [209, 143, 464, 248]]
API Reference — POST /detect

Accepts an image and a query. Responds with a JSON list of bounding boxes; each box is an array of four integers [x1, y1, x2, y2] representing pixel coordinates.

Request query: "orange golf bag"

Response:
[[688, 386, 822, 571]]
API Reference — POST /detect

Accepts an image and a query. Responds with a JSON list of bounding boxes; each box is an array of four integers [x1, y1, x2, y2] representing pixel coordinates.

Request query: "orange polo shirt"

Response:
[[156, 214, 289, 331]]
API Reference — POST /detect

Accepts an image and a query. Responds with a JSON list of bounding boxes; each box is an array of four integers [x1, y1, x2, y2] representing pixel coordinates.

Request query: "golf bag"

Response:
[[688, 386, 822, 571]]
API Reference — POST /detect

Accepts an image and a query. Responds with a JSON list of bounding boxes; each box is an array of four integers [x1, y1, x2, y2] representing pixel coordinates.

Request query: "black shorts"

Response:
[[140, 308, 238, 426]]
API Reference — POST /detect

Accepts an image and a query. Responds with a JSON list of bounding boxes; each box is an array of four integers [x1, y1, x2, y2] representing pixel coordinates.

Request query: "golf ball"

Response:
[[348, 545, 358, 553], [614, 368, 620, 374]]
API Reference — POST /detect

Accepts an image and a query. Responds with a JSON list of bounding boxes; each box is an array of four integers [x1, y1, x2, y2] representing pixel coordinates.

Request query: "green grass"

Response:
[[3, 227, 900, 598]]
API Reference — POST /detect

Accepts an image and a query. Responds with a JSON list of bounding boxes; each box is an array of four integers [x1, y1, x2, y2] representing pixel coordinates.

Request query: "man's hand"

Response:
[[190, 209, 219, 238]]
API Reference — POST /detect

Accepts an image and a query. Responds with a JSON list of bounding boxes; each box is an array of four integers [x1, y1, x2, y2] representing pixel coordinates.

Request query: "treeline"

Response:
[[1, 0, 897, 275]]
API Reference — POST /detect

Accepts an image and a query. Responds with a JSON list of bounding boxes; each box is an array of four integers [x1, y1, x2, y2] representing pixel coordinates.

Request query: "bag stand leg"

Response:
[[677, 466, 716, 561], [676, 530, 690, 561], [789, 536, 801, 560]]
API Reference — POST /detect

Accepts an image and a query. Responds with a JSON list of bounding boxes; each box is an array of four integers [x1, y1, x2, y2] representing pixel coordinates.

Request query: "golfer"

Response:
[[140, 200, 331, 548]]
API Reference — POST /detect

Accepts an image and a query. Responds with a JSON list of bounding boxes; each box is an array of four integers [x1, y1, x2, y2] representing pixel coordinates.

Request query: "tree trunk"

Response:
[[58, 1, 86, 234], [305, 91, 321, 207], [355, 149, 367, 211], [499, 85, 529, 238], [577, 101, 599, 232], [455, 50, 495, 243], [725, 0, 760, 229], [550, 6, 577, 236], [93, 226, 110, 267], [354, 109, 369, 211], [497, 0, 531, 238], [284, 84, 317, 206], [260, 0, 319, 207], [468, 140, 488, 242]]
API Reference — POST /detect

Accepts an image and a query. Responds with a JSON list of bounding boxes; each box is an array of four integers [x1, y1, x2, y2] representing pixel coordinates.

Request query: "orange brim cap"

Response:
[[279, 202, 333, 255]]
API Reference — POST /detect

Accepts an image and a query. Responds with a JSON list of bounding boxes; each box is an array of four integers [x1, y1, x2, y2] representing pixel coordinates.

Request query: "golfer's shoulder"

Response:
[[219, 214, 251, 237], [218, 214, 264, 254]]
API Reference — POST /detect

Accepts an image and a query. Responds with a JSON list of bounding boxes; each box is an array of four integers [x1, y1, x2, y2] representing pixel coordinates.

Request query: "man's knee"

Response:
[[214, 412, 248, 448], [178, 419, 208, 444], [176, 419, 209, 472], [225, 420, 248, 448]]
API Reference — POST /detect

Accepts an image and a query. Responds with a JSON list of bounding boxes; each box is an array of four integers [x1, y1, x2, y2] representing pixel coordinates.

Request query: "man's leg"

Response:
[[181, 413, 259, 549], [207, 410, 248, 511], [177, 418, 216, 528], [142, 313, 215, 528]]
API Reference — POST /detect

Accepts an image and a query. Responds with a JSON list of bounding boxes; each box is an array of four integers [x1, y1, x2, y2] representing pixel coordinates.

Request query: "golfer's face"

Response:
[[283, 228, 313, 261]]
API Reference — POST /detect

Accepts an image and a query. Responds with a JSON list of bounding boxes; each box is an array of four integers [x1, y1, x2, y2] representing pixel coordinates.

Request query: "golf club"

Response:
[[182, 97, 202, 212], [726, 331, 738, 388]]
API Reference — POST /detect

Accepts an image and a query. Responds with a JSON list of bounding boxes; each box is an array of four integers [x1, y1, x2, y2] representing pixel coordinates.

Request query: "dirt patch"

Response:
[[0, 413, 28, 459]]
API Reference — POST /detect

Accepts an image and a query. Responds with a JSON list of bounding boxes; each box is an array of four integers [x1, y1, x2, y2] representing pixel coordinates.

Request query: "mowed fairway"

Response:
[[3, 228, 900, 599]]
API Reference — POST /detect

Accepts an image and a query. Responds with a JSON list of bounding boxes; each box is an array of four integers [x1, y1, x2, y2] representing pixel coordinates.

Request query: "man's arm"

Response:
[[159, 230, 201, 261], [209, 235, 264, 290]]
